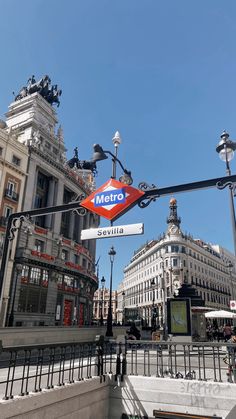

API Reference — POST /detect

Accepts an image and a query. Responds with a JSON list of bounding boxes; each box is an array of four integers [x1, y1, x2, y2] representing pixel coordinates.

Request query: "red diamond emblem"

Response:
[[80, 178, 144, 221]]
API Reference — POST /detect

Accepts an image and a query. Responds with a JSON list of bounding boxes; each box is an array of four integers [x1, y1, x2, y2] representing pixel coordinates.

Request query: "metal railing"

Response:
[[122, 340, 236, 383], [0, 339, 235, 400]]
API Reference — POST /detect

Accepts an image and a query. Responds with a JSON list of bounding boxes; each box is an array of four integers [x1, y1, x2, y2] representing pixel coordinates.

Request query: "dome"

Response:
[[0, 119, 7, 129], [170, 197, 177, 205]]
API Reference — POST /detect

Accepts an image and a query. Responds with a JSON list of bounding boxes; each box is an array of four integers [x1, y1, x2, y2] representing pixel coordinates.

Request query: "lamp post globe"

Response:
[[112, 131, 122, 148], [216, 131, 236, 166], [106, 246, 116, 337], [216, 131, 236, 258]]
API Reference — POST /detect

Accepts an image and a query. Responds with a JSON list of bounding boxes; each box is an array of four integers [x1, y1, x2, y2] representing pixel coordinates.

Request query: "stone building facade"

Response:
[[93, 288, 117, 324], [118, 198, 236, 327], [0, 122, 28, 324], [0, 81, 99, 327]]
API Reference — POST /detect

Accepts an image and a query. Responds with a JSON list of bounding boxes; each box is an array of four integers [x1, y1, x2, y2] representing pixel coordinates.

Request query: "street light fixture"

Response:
[[106, 246, 116, 337], [92, 131, 133, 185], [100, 276, 105, 326], [122, 291, 125, 325], [228, 262, 234, 302], [216, 131, 236, 257], [151, 278, 156, 329]]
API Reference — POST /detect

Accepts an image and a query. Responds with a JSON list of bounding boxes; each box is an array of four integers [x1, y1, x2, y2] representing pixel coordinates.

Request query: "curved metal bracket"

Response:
[[73, 207, 87, 217], [70, 193, 87, 216], [9, 215, 32, 241], [138, 182, 160, 208], [216, 180, 236, 197]]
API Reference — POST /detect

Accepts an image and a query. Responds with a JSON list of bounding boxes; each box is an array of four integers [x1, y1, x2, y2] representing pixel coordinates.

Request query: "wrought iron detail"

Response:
[[70, 193, 87, 216], [138, 182, 160, 208], [216, 180, 236, 196], [73, 207, 87, 217], [138, 181, 158, 192], [70, 193, 86, 203], [8, 215, 33, 241]]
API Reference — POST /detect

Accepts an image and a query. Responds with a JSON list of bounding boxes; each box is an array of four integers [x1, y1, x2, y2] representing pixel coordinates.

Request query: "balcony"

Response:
[[4, 189, 19, 202]]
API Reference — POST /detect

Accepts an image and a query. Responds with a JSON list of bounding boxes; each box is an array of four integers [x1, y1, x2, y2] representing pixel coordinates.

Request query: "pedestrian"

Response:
[[223, 323, 232, 342], [225, 333, 236, 382]]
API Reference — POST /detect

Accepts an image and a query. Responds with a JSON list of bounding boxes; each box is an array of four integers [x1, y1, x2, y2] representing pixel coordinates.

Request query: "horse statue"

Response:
[[14, 75, 61, 107], [46, 85, 62, 107]]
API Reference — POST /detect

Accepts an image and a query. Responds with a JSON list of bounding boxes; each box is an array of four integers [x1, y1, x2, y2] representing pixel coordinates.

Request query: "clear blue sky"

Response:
[[1, 1, 236, 290]]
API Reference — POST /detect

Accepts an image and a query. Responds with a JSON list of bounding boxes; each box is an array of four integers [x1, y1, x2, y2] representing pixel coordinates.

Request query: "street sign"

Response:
[[80, 178, 144, 221], [230, 300, 236, 310], [81, 223, 144, 240]]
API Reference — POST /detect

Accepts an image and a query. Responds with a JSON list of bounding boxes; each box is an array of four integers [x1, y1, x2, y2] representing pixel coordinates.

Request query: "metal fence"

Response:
[[0, 338, 235, 400]]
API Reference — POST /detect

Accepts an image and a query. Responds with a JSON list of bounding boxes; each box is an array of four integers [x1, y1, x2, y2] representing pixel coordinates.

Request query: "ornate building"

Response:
[[0, 121, 28, 325], [118, 198, 236, 327], [93, 287, 117, 324], [0, 76, 99, 327]]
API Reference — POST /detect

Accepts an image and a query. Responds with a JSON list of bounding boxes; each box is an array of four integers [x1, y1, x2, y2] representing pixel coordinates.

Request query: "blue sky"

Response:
[[1, 1, 236, 289]]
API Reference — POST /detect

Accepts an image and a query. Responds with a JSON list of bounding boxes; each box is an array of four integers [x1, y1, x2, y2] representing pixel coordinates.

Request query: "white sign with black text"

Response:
[[81, 223, 144, 240]]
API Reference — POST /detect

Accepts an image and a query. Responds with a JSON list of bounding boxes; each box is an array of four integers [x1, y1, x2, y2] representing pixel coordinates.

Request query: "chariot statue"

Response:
[[14, 75, 62, 107]]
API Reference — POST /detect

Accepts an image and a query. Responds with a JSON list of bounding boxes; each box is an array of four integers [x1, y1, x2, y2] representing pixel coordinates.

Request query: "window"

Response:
[[0, 147, 3, 156], [74, 254, 79, 264], [7, 181, 15, 196], [4, 206, 13, 218], [61, 249, 68, 261], [29, 267, 41, 285], [34, 239, 44, 252], [12, 155, 21, 166], [173, 258, 178, 267]]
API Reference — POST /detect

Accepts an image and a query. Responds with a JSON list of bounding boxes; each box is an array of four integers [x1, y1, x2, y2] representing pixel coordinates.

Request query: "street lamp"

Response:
[[228, 262, 234, 302], [122, 291, 125, 325], [151, 278, 156, 329], [216, 131, 236, 257], [106, 246, 116, 337], [92, 131, 133, 185], [100, 276, 105, 326], [161, 260, 168, 340]]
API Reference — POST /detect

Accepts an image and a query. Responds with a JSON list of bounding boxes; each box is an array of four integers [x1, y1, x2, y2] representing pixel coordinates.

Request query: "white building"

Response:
[[118, 198, 235, 327]]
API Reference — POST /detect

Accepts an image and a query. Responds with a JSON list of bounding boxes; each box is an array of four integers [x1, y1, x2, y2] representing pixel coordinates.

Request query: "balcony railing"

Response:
[[4, 189, 19, 201]]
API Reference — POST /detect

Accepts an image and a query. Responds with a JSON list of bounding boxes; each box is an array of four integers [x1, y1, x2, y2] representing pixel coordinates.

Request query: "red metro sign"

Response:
[[80, 178, 144, 221]]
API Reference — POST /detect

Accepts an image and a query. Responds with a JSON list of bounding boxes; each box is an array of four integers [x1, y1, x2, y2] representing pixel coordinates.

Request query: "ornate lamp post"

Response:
[[100, 276, 105, 326], [151, 278, 156, 329], [106, 246, 116, 337], [122, 291, 125, 325], [92, 131, 133, 186], [216, 131, 236, 257]]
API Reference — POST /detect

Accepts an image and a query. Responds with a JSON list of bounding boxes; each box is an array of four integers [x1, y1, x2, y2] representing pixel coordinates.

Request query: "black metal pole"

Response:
[[139, 174, 236, 199], [224, 154, 236, 258], [106, 258, 114, 337], [100, 288, 104, 326]]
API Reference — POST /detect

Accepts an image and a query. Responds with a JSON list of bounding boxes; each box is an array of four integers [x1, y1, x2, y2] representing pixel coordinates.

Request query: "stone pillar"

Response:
[[45, 178, 56, 229], [45, 271, 58, 326], [54, 181, 64, 235], [68, 211, 75, 240]]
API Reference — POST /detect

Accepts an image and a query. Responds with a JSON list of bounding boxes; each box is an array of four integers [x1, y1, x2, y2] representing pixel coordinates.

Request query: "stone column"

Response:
[[68, 211, 75, 240], [45, 178, 56, 229], [54, 181, 64, 235]]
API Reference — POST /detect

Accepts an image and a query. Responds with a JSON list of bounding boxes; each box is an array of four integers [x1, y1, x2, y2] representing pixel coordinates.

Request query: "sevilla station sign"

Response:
[[80, 178, 144, 221]]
